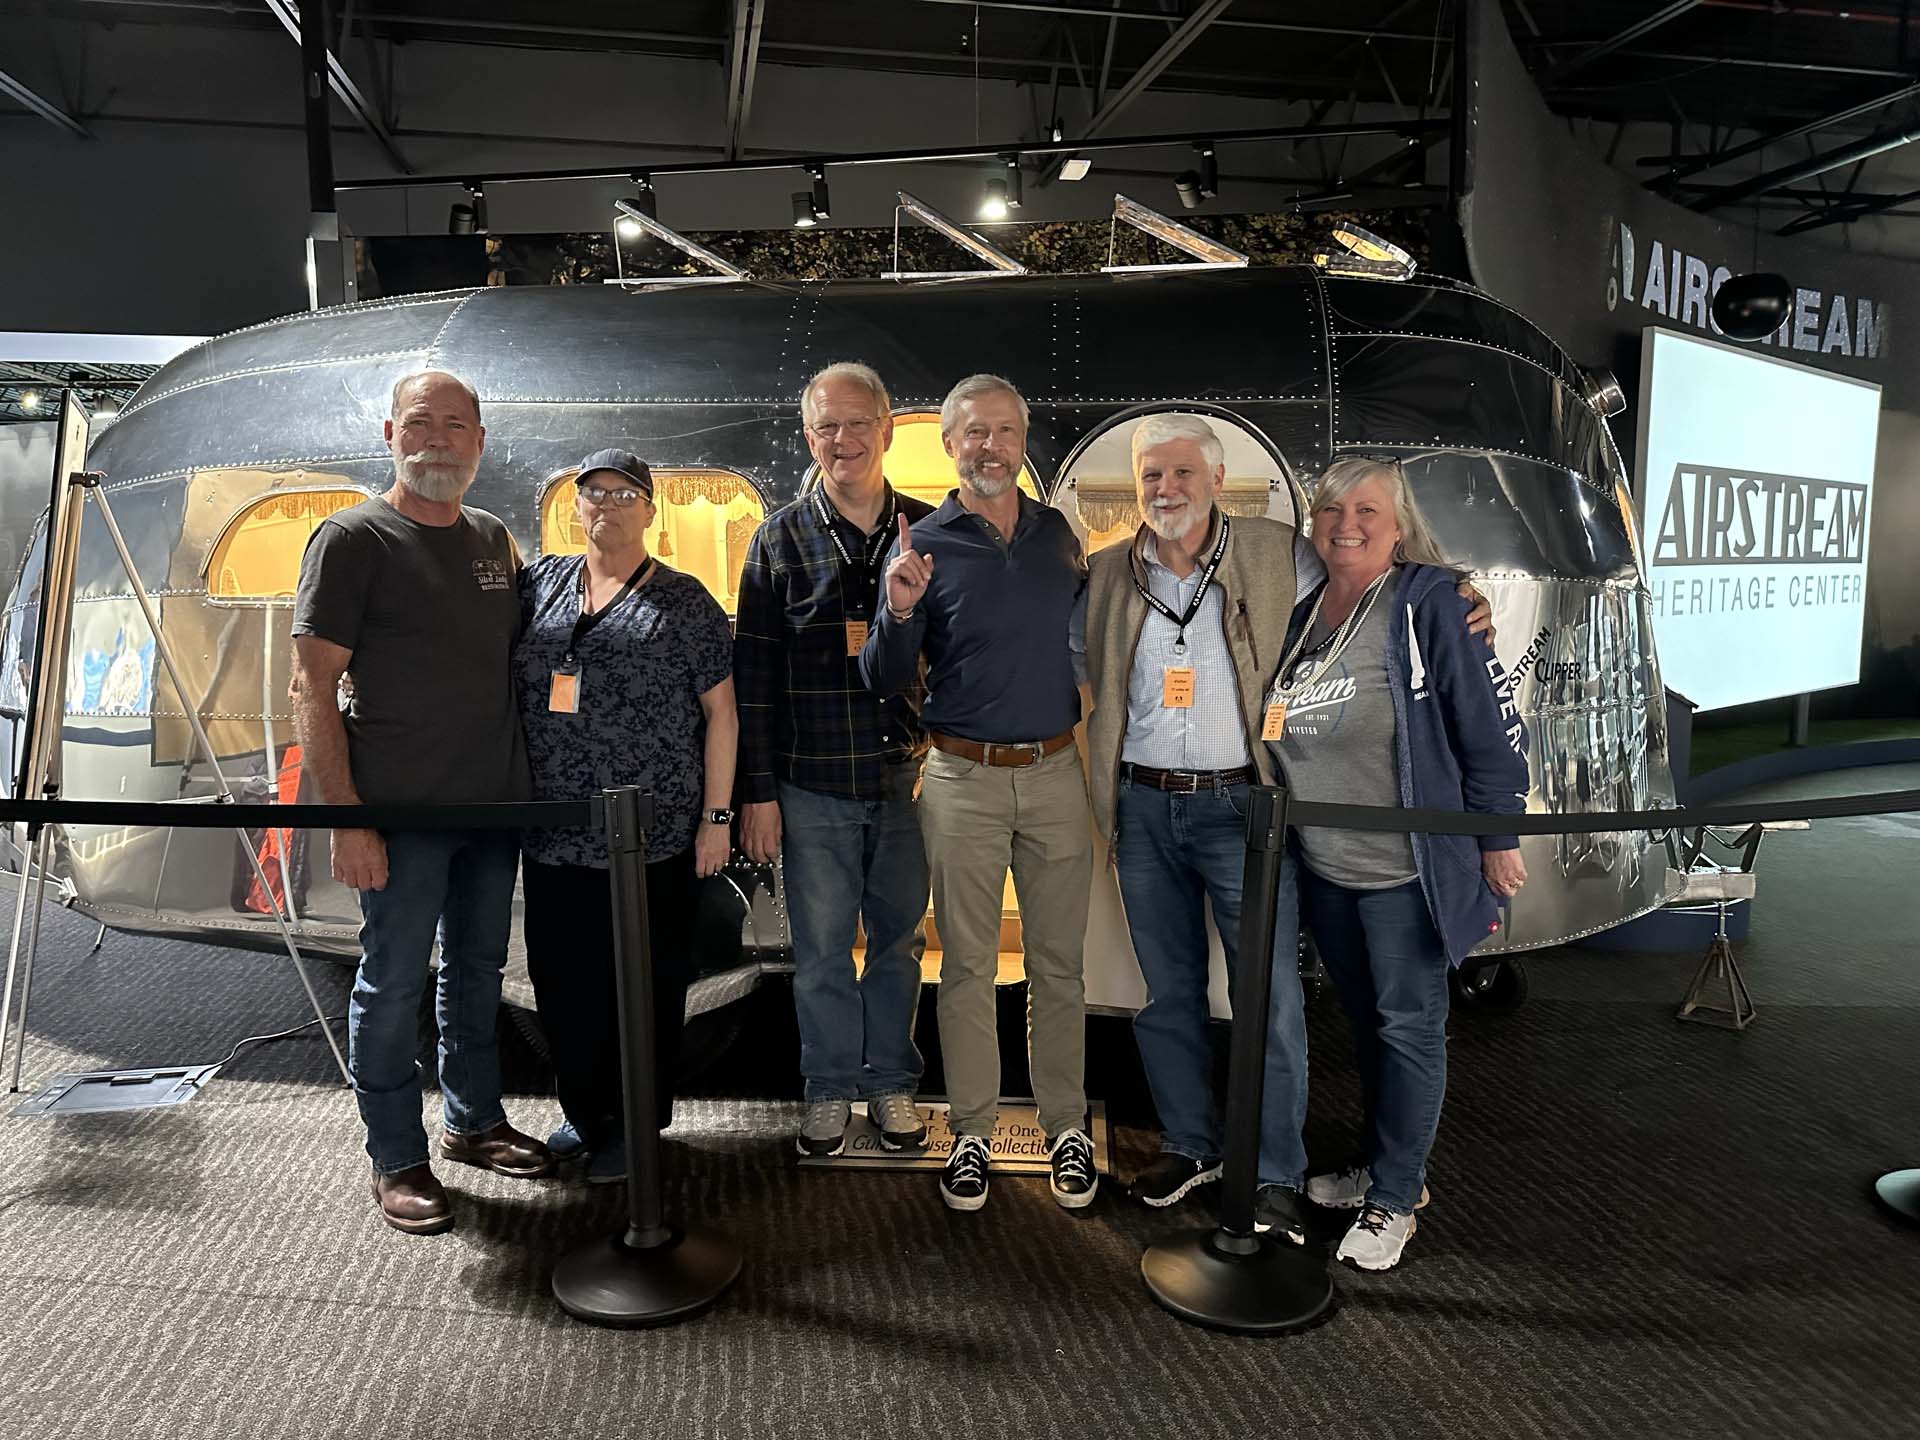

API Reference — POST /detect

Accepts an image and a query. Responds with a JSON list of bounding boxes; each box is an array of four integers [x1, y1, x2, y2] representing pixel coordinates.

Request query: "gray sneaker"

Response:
[[797, 1099, 851, 1157], [866, 1094, 929, 1150], [1306, 1165, 1430, 1211]]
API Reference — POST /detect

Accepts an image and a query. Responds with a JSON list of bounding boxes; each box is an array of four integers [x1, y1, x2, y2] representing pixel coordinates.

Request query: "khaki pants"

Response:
[[919, 744, 1092, 1139]]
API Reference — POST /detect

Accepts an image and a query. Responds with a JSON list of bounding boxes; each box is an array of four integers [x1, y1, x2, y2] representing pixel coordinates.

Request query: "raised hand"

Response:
[[884, 510, 933, 616]]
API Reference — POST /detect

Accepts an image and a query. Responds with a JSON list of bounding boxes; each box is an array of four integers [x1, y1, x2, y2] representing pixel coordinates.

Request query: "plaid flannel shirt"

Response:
[[735, 483, 935, 803]]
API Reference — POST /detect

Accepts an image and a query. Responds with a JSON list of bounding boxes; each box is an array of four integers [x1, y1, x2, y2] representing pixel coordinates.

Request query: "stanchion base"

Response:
[[1141, 1228, 1335, 1335], [1872, 1169, 1920, 1226], [552, 1223, 742, 1328]]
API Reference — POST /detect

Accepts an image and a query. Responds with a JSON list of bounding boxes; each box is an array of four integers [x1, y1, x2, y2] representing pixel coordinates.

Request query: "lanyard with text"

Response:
[[1135, 515, 1229, 708], [1261, 567, 1392, 739], [551, 556, 655, 714], [816, 487, 897, 656]]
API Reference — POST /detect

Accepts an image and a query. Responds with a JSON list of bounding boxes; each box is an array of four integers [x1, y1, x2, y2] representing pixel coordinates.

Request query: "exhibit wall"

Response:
[[1458, 0, 1920, 719]]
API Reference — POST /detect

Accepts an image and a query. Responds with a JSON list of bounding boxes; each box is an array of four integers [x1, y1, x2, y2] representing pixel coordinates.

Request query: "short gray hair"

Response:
[[1314, 456, 1449, 566], [1130, 413, 1224, 474], [800, 361, 891, 425], [939, 373, 1029, 438], [390, 369, 482, 423]]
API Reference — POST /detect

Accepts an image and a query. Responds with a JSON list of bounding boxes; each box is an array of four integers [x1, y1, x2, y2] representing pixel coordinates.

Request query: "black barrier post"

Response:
[[551, 786, 741, 1327], [1140, 785, 1334, 1333]]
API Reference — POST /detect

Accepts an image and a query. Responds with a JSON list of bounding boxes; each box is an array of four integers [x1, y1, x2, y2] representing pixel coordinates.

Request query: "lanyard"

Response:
[[1131, 514, 1230, 651], [1273, 567, 1392, 696], [814, 487, 898, 575], [565, 555, 655, 664]]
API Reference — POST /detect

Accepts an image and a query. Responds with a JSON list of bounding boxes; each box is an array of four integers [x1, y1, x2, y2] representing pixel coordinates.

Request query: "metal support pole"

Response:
[[551, 786, 740, 1327], [7, 827, 53, 1090], [1141, 786, 1333, 1334], [0, 827, 45, 1088], [1789, 693, 1811, 748]]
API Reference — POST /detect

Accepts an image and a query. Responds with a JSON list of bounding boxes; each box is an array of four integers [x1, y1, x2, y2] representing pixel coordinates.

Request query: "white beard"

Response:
[[1144, 500, 1205, 544], [958, 457, 1015, 498], [398, 450, 476, 503]]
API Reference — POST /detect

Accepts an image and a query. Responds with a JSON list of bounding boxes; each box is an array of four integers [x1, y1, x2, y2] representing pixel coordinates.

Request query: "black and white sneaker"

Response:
[[1252, 1184, 1307, 1244], [940, 1135, 992, 1212], [1127, 1153, 1223, 1208], [1048, 1128, 1098, 1209]]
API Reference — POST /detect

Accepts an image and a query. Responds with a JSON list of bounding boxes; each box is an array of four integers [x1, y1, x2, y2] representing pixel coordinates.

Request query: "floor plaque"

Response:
[[11, 1064, 218, 1118], [795, 1098, 1110, 1173]]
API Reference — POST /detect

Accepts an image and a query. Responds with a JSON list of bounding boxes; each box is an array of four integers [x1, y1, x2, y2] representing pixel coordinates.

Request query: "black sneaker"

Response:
[[940, 1135, 992, 1212], [1048, 1127, 1098, 1209], [1127, 1152, 1223, 1208], [1253, 1184, 1307, 1244]]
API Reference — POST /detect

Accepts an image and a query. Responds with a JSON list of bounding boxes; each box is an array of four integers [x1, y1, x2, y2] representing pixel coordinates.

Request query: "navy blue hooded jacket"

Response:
[[1285, 563, 1531, 966]]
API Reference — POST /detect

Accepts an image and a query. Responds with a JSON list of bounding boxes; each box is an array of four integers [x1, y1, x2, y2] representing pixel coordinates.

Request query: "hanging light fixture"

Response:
[[808, 164, 831, 222], [1001, 154, 1023, 211], [791, 191, 818, 228], [979, 178, 1010, 221], [617, 174, 657, 240], [19, 389, 41, 413]]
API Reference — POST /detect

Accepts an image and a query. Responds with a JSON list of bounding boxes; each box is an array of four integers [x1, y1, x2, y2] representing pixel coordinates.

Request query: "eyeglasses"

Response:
[[806, 418, 879, 440], [577, 485, 646, 508]]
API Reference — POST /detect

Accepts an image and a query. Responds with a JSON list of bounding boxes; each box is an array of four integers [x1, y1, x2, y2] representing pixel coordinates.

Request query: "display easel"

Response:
[[0, 416, 349, 1098]]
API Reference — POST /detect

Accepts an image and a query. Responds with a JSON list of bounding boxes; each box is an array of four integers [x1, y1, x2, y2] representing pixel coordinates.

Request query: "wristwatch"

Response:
[[704, 808, 735, 826]]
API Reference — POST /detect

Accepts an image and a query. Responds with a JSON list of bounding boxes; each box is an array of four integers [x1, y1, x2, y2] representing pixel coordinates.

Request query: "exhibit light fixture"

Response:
[[19, 389, 40, 413], [791, 191, 818, 228], [616, 175, 658, 240], [979, 178, 1010, 221], [447, 201, 475, 234], [1174, 142, 1219, 210], [1002, 155, 1023, 211], [90, 393, 121, 420], [1059, 156, 1093, 181], [1313, 222, 1416, 281], [808, 164, 831, 223]]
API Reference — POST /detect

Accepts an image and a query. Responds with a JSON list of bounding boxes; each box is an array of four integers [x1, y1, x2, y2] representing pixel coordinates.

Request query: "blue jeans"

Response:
[[780, 770, 929, 1101], [1297, 871, 1449, 1215], [350, 830, 519, 1174], [1115, 779, 1308, 1189]]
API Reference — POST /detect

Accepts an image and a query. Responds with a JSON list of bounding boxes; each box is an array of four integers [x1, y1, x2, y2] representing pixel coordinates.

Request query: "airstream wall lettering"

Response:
[[0, 271, 1677, 1013]]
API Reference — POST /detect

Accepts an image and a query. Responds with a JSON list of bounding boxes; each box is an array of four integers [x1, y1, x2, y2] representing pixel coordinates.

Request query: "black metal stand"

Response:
[[552, 787, 741, 1327], [1873, 1169, 1920, 1225], [1140, 785, 1334, 1334]]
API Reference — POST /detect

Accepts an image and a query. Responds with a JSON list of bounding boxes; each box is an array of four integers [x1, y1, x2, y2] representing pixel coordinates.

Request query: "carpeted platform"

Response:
[[1, 768, 1916, 1439]]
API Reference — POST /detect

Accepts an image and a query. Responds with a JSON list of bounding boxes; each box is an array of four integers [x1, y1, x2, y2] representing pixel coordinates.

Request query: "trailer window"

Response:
[[540, 467, 765, 614], [205, 488, 371, 602], [1052, 409, 1297, 555]]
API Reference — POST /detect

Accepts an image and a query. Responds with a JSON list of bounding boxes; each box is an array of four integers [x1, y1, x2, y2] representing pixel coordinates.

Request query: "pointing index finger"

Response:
[[897, 511, 913, 554]]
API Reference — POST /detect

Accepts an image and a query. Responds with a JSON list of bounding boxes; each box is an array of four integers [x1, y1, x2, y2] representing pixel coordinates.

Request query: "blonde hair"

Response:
[[1313, 456, 1449, 566], [800, 361, 891, 424]]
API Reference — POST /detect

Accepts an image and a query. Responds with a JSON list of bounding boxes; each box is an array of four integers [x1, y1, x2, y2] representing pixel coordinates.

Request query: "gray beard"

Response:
[[958, 459, 1015, 499], [398, 454, 475, 503], [1144, 504, 1205, 544]]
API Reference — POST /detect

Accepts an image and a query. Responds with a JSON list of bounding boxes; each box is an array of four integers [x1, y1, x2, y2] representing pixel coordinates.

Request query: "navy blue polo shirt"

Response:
[[859, 490, 1086, 745]]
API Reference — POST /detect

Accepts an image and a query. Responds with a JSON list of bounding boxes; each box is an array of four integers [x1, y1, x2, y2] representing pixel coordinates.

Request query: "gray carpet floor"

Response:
[[1, 767, 1916, 1440]]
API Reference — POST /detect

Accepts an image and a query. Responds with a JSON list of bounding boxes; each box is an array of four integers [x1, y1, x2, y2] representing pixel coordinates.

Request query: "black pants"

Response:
[[522, 852, 698, 1146]]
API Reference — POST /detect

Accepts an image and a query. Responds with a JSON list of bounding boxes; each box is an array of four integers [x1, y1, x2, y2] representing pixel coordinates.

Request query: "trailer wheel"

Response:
[[1449, 959, 1528, 1015]]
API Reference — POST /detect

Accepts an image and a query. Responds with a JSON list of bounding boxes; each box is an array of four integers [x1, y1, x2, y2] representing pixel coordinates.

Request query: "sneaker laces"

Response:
[[1356, 1204, 1396, 1235], [1050, 1129, 1094, 1184], [948, 1135, 990, 1183]]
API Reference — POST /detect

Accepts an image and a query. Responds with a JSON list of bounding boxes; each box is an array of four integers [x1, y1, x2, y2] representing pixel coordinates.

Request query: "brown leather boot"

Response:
[[371, 1163, 453, 1235], [440, 1120, 554, 1178]]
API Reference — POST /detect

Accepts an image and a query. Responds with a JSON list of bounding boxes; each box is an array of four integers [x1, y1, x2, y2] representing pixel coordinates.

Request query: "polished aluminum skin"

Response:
[[0, 270, 1675, 989]]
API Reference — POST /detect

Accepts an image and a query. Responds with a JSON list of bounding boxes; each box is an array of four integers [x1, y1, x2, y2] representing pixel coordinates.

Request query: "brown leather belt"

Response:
[[930, 730, 1077, 768], [1120, 762, 1255, 794]]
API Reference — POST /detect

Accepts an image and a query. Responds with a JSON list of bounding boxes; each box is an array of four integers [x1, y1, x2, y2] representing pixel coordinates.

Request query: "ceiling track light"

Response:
[[617, 172, 658, 240], [1001, 154, 1023, 211], [18, 389, 41, 413], [980, 177, 1009, 221], [791, 191, 818, 228], [808, 164, 831, 223], [1174, 142, 1219, 211]]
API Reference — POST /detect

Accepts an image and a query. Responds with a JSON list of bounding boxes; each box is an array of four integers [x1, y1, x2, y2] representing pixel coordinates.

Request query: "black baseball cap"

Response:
[[575, 448, 654, 499]]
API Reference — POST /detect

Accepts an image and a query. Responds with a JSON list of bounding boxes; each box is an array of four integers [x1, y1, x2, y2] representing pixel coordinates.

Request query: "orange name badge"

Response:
[[1162, 667, 1195, 709], [1261, 703, 1287, 741], [548, 670, 580, 714], [844, 619, 870, 656]]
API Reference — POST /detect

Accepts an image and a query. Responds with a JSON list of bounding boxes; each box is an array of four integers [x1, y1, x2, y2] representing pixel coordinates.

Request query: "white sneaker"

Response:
[[1306, 1165, 1430, 1211], [1336, 1204, 1417, 1271]]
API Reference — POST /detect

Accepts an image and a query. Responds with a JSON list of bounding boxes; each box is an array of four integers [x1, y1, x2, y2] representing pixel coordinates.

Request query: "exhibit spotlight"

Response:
[[90, 393, 121, 420], [980, 178, 1010, 221], [808, 164, 831, 223], [449, 182, 487, 235], [1001, 155, 1024, 211], [1175, 141, 1219, 210], [791, 191, 818, 228], [18, 389, 40, 413], [617, 174, 658, 240]]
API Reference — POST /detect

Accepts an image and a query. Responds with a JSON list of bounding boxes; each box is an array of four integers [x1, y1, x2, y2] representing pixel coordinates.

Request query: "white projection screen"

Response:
[[1634, 327, 1880, 712]]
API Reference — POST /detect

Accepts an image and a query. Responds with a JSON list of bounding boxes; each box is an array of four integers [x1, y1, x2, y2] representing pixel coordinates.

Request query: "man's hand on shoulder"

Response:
[[1456, 579, 1497, 648]]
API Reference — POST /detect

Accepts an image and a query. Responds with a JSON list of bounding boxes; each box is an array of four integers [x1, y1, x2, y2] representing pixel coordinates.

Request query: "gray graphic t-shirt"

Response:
[[514, 556, 733, 867], [292, 497, 530, 807], [1265, 580, 1418, 889]]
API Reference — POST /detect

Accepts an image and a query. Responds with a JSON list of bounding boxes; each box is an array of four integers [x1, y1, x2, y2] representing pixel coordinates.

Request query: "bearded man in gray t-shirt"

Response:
[[291, 369, 550, 1236]]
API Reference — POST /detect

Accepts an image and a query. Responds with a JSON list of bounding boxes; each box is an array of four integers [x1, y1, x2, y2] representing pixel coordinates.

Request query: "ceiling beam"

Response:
[[0, 65, 91, 138], [1642, 78, 1920, 190], [1690, 117, 1920, 212], [1776, 182, 1920, 235], [1545, 2, 1706, 84], [260, 0, 412, 173], [724, 0, 766, 162]]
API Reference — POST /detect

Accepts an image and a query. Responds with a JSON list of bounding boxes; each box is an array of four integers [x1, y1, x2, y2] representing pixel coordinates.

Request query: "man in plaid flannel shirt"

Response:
[[734, 362, 936, 1160]]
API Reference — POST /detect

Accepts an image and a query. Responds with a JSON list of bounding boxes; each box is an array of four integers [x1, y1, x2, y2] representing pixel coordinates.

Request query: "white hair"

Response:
[[800, 361, 891, 425], [390, 369, 481, 423], [939, 373, 1030, 437], [1314, 456, 1449, 566], [1130, 413, 1225, 474]]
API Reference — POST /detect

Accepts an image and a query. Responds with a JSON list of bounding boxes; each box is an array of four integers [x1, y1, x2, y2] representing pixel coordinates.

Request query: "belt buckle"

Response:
[[1169, 770, 1200, 794], [1012, 741, 1043, 766]]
